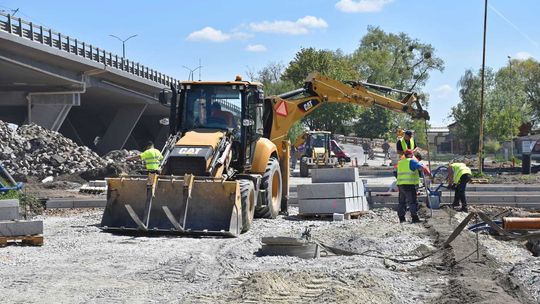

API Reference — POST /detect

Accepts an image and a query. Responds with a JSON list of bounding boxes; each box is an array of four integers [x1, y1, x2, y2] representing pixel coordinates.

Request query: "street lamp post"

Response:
[[109, 34, 138, 58], [182, 65, 202, 81]]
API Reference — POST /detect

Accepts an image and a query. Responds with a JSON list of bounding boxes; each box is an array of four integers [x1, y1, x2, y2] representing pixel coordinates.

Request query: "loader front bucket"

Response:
[[100, 175, 242, 237]]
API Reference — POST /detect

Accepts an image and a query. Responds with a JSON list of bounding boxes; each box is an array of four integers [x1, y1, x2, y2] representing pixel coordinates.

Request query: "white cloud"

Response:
[[186, 27, 230, 42], [249, 16, 328, 35], [296, 16, 328, 29], [514, 51, 534, 60], [433, 84, 454, 99], [246, 44, 267, 52], [335, 0, 393, 13], [186, 27, 251, 42]]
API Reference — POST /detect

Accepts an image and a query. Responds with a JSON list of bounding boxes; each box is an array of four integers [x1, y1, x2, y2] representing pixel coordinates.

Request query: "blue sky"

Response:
[[1, 0, 539, 126]]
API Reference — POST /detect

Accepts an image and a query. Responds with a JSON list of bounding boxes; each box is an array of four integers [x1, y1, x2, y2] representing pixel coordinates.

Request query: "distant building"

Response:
[[427, 125, 457, 154]]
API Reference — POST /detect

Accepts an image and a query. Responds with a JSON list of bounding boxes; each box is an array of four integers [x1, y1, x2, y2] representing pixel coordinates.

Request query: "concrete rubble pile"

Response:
[[101, 149, 142, 173], [0, 121, 106, 178], [0, 120, 143, 179]]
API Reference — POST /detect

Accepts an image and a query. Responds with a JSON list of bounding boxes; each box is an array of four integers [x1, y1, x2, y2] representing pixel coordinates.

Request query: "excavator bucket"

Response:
[[100, 175, 242, 237]]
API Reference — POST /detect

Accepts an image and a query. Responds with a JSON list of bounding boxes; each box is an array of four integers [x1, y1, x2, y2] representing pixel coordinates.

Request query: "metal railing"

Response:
[[0, 12, 177, 87]]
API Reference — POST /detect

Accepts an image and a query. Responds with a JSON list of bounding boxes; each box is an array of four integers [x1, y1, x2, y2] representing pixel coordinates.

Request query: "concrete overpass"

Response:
[[0, 12, 178, 154]]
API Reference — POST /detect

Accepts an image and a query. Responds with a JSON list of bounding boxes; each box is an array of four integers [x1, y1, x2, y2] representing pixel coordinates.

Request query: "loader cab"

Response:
[[174, 80, 264, 172], [305, 131, 331, 158]]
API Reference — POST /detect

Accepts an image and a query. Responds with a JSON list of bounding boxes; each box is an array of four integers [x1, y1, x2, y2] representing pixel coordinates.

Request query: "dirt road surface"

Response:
[[1, 205, 537, 303]]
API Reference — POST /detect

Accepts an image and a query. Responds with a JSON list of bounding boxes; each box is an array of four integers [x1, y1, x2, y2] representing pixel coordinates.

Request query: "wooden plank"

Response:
[[0, 235, 43, 247], [297, 210, 368, 220]]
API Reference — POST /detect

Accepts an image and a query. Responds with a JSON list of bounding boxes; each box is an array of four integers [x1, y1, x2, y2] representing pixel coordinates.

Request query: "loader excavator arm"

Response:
[[266, 72, 429, 147]]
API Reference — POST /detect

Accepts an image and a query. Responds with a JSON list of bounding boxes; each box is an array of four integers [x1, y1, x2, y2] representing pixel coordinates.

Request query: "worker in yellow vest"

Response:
[[396, 149, 431, 223], [447, 162, 472, 212], [396, 130, 416, 157], [128, 141, 164, 173]]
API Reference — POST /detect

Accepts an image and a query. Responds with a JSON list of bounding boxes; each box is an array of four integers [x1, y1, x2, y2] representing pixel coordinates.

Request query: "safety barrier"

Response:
[[0, 12, 177, 87]]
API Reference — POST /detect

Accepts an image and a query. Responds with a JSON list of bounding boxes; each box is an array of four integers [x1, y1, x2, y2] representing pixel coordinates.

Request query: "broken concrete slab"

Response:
[[0, 199, 19, 221], [311, 167, 359, 183], [0, 220, 43, 237]]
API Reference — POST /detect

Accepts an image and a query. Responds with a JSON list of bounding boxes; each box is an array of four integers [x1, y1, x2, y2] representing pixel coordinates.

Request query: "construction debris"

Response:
[[0, 120, 143, 180], [0, 121, 106, 178]]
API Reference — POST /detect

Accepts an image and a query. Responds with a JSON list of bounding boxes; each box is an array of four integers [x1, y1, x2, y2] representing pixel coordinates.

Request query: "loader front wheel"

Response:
[[239, 179, 256, 233], [255, 157, 282, 219]]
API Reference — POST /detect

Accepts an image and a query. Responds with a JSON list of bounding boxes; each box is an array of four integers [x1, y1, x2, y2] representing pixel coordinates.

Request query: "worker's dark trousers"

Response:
[[453, 174, 471, 208], [398, 185, 418, 218]]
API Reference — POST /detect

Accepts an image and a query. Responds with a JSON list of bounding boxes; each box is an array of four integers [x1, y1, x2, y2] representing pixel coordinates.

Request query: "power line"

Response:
[[489, 4, 539, 48]]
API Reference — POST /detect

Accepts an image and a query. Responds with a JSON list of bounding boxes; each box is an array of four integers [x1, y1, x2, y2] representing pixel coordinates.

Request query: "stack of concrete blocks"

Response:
[[0, 199, 43, 237], [298, 168, 369, 218], [79, 180, 108, 194]]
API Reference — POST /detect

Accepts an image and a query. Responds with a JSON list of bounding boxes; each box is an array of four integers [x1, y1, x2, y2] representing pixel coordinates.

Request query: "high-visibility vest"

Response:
[[399, 137, 415, 152], [140, 148, 163, 170], [450, 163, 472, 184], [397, 158, 420, 185]]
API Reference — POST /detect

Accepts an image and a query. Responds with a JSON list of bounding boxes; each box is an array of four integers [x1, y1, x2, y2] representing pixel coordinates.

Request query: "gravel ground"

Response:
[[0, 206, 537, 303], [454, 210, 540, 302]]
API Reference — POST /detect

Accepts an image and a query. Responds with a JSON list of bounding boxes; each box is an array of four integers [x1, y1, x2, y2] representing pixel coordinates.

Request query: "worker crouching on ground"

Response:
[[397, 149, 431, 223], [127, 141, 164, 173], [447, 162, 472, 212]]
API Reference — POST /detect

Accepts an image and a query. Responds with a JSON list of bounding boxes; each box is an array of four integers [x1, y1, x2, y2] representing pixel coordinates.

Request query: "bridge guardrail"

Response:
[[0, 12, 177, 88]]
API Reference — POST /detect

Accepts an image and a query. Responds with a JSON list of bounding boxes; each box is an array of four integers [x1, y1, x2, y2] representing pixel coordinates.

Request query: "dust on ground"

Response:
[[0, 206, 537, 303]]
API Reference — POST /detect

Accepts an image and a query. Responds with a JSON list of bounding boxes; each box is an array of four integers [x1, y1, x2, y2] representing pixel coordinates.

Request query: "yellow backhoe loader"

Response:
[[100, 73, 429, 237], [294, 131, 337, 177]]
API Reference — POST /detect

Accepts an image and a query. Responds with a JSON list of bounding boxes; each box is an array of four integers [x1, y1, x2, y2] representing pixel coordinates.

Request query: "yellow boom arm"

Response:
[[267, 72, 429, 147]]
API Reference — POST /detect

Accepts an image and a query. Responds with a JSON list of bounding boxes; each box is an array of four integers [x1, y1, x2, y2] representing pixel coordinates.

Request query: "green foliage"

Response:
[[409, 119, 429, 148], [0, 190, 19, 200], [0, 191, 43, 217], [451, 58, 539, 154], [253, 27, 444, 139], [486, 65, 530, 141], [354, 107, 392, 138], [509, 58, 540, 126], [484, 139, 501, 155], [450, 69, 495, 153], [282, 47, 362, 134], [286, 121, 305, 143], [350, 26, 443, 139]]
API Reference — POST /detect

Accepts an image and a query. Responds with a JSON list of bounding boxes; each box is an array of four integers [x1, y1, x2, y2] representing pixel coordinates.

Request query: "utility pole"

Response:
[[478, 0, 488, 174], [508, 55, 515, 164], [109, 34, 138, 58]]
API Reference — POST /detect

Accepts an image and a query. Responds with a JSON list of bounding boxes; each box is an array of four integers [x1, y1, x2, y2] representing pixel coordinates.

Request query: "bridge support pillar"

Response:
[[96, 104, 147, 155], [27, 93, 80, 132], [59, 118, 84, 146], [154, 125, 169, 149]]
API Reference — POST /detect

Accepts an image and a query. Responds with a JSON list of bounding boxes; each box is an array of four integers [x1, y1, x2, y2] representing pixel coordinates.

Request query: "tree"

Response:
[[506, 58, 540, 127], [350, 26, 444, 139], [450, 69, 494, 153], [282, 47, 362, 134], [249, 62, 300, 142], [486, 65, 530, 142]]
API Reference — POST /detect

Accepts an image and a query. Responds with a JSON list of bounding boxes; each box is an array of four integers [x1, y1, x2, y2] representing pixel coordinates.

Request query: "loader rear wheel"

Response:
[[239, 179, 256, 233], [255, 157, 282, 219], [299, 158, 309, 177]]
